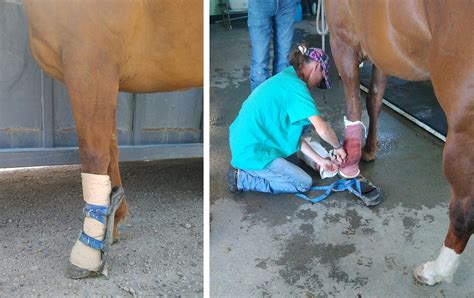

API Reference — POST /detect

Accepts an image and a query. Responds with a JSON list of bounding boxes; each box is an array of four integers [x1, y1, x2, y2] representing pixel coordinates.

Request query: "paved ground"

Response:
[[0, 159, 202, 296], [210, 19, 474, 297]]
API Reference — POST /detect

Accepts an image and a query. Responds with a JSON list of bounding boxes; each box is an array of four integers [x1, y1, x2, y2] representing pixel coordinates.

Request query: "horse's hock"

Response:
[[0, 2, 203, 168]]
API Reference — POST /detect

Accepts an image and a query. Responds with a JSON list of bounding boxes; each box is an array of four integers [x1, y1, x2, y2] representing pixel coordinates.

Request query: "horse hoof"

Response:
[[64, 262, 97, 279], [413, 262, 438, 286], [362, 148, 376, 162], [113, 229, 121, 244]]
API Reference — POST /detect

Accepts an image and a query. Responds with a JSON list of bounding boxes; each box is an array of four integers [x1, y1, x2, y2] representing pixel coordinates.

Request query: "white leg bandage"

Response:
[[344, 116, 367, 135], [298, 137, 338, 179], [69, 173, 111, 271], [414, 244, 461, 285]]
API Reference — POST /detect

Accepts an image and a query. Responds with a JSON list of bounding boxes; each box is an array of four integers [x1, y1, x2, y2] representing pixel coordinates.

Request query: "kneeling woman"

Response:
[[228, 44, 345, 194]]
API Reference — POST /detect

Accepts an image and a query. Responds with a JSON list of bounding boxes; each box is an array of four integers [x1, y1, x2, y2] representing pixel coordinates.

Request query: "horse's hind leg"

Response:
[[414, 36, 474, 284], [62, 48, 121, 278], [108, 112, 128, 242], [362, 64, 388, 162], [414, 132, 474, 285]]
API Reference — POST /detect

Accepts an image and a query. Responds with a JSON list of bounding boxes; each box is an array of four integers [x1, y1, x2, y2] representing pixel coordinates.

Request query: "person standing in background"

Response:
[[248, 0, 296, 91]]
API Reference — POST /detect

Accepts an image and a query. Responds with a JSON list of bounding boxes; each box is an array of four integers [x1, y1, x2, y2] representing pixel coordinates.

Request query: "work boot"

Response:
[[354, 176, 382, 207], [226, 166, 240, 193]]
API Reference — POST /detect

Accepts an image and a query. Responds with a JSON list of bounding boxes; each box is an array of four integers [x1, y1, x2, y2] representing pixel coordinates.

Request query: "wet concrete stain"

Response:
[[424, 214, 435, 223], [276, 233, 364, 290], [361, 227, 376, 235], [256, 258, 269, 270], [403, 216, 419, 243], [317, 244, 365, 287], [356, 255, 373, 268], [384, 254, 405, 271], [255, 281, 272, 297], [300, 224, 315, 235], [296, 209, 319, 221], [240, 194, 303, 227], [322, 208, 369, 236], [276, 234, 321, 285]]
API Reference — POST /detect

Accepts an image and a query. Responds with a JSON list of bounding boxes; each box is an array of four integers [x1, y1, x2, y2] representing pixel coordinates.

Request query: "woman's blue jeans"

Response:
[[237, 158, 312, 194], [248, 0, 296, 91]]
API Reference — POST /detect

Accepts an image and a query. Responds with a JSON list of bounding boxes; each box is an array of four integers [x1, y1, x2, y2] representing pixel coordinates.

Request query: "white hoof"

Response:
[[414, 245, 460, 286], [414, 261, 442, 286]]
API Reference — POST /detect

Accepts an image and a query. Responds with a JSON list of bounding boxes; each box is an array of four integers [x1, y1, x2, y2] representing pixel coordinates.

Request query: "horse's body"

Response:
[[23, 1, 202, 93], [22, 0, 202, 277], [326, 0, 473, 285]]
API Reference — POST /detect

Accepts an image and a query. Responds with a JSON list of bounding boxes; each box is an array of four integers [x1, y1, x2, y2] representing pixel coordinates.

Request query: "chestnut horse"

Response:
[[325, 0, 473, 285], [22, 0, 202, 278]]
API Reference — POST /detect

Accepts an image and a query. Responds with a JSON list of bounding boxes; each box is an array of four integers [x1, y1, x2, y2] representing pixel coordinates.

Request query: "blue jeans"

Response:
[[237, 158, 312, 194], [248, 0, 296, 91]]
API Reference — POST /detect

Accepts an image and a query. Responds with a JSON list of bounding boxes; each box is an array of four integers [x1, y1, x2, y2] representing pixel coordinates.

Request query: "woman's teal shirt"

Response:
[[229, 66, 319, 170]]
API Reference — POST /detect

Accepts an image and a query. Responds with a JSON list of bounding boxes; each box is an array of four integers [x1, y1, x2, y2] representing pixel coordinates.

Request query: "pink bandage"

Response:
[[339, 117, 364, 178]]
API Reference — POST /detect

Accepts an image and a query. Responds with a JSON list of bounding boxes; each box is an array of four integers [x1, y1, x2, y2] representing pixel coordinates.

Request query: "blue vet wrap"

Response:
[[295, 178, 362, 203], [79, 231, 105, 250], [79, 203, 110, 250], [83, 204, 109, 225]]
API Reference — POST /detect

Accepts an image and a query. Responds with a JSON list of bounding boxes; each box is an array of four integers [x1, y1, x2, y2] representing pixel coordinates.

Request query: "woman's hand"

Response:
[[331, 147, 347, 164], [319, 158, 338, 172]]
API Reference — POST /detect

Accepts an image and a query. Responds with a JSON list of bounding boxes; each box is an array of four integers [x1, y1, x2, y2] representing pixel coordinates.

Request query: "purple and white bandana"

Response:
[[298, 46, 331, 89]]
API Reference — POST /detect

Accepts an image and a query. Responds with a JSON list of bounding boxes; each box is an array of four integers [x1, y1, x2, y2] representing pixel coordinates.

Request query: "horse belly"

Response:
[[350, 0, 432, 81], [23, 0, 203, 93], [118, 66, 203, 93]]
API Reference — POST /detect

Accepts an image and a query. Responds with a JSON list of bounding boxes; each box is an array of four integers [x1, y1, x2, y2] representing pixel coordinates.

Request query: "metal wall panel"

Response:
[[0, 2, 43, 149], [0, 2, 203, 167]]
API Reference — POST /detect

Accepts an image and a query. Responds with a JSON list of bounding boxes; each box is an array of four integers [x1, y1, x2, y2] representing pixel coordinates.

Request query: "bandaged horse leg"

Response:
[[62, 48, 122, 278], [414, 175, 473, 285], [339, 117, 364, 178], [362, 64, 388, 162], [69, 173, 111, 271], [414, 92, 474, 284], [414, 195, 472, 285], [413, 49, 474, 284], [329, 35, 365, 178], [414, 245, 461, 285]]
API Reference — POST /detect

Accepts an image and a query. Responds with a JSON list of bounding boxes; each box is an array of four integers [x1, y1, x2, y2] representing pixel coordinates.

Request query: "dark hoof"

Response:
[[113, 229, 121, 244], [362, 147, 376, 162], [64, 262, 98, 279]]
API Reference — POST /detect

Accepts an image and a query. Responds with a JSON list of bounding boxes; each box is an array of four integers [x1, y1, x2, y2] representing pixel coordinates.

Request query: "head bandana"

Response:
[[298, 45, 331, 89]]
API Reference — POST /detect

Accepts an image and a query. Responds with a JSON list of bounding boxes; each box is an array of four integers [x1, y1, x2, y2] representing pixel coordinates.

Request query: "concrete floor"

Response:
[[210, 19, 474, 297], [0, 159, 202, 296]]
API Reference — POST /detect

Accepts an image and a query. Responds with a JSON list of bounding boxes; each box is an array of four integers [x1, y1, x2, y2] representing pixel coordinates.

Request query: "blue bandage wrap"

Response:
[[79, 231, 105, 250], [83, 204, 109, 224], [295, 178, 362, 203], [78, 203, 110, 250]]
